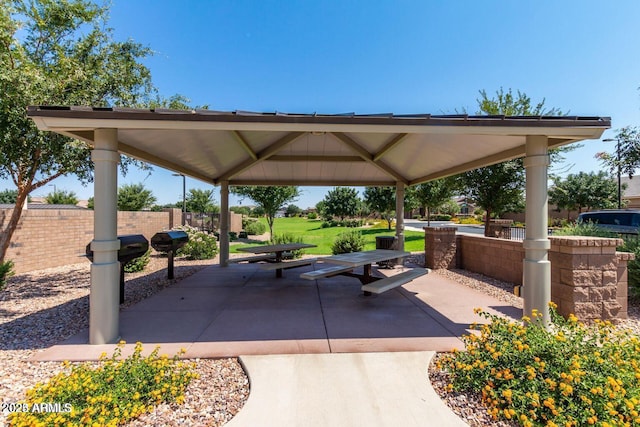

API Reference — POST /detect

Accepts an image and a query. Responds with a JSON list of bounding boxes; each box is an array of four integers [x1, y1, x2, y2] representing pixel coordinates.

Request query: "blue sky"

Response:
[[12, 0, 640, 208]]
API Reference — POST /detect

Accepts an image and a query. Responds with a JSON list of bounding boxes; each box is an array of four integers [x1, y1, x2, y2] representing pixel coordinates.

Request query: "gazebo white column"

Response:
[[395, 182, 405, 252], [220, 181, 230, 267], [90, 128, 120, 344], [523, 135, 551, 325]]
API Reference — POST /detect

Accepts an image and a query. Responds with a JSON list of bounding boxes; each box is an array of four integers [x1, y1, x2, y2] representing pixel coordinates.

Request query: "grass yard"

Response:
[[231, 217, 424, 255]]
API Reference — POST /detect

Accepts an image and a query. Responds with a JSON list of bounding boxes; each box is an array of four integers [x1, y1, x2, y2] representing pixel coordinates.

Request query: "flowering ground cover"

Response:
[[440, 303, 640, 427]]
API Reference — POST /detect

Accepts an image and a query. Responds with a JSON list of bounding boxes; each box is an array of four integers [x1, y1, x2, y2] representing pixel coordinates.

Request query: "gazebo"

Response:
[[27, 107, 610, 344]]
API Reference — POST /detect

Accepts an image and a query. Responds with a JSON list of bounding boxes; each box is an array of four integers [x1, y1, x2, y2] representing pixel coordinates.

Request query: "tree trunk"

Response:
[[427, 207, 431, 226], [0, 187, 29, 264], [484, 208, 492, 237], [267, 215, 275, 241]]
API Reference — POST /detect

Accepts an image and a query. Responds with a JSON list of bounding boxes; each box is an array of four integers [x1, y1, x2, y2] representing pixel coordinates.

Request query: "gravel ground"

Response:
[[0, 253, 249, 427]]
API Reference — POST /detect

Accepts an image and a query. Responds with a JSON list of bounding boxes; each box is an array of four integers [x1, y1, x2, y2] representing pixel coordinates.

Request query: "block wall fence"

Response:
[[1, 208, 242, 274], [424, 227, 634, 322]]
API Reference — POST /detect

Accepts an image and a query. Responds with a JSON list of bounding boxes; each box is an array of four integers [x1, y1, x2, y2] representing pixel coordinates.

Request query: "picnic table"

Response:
[[301, 249, 428, 295], [237, 242, 317, 278]]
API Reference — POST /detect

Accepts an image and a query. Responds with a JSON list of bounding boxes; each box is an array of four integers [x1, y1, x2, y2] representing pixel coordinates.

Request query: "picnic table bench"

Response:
[[237, 242, 317, 277], [301, 249, 428, 295]]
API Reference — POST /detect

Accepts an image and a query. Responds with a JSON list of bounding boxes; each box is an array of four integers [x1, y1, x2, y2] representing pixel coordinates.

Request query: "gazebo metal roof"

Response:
[[27, 106, 610, 187]]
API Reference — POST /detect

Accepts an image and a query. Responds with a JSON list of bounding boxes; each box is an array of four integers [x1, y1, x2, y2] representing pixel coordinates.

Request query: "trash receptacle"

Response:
[[375, 236, 398, 267], [375, 236, 396, 250]]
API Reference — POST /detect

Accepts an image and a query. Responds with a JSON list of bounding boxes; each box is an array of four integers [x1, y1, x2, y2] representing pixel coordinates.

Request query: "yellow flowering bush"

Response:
[[9, 341, 198, 426], [441, 304, 640, 427]]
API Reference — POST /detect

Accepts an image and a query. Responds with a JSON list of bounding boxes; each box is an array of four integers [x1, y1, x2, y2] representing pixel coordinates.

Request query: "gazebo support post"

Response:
[[395, 182, 405, 254], [89, 128, 120, 344], [220, 181, 230, 267], [523, 135, 551, 326]]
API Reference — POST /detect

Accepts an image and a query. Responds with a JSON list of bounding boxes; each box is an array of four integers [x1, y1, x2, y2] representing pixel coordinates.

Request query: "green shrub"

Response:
[[9, 341, 197, 426], [429, 214, 452, 221], [271, 233, 304, 258], [618, 237, 640, 299], [553, 221, 618, 238], [245, 220, 266, 235], [0, 259, 14, 291], [229, 231, 238, 241], [441, 304, 640, 427], [321, 220, 339, 228], [175, 226, 218, 260], [122, 250, 151, 273], [307, 212, 318, 220], [331, 230, 365, 254]]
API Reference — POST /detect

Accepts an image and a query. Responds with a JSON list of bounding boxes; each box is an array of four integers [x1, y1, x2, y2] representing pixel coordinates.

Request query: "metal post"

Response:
[[617, 138, 622, 209], [220, 181, 230, 267]]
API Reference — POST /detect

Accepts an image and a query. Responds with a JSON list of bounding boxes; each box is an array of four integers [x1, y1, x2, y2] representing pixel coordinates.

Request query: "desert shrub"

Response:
[[8, 341, 197, 426], [244, 220, 266, 235], [0, 259, 14, 291], [271, 233, 304, 258], [175, 225, 218, 260], [458, 216, 483, 225], [441, 304, 640, 427], [307, 212, 317, 220], [122, 250, 151, 273], [331, 230, 365, 254]]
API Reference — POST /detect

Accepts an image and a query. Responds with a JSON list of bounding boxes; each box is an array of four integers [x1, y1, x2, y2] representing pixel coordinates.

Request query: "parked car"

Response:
[[577, 209, 640, 235]]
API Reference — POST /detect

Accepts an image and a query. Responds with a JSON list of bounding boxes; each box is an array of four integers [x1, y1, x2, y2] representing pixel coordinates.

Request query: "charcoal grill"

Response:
[[150, 230, 189, 279], [86, 234, 149, 303]]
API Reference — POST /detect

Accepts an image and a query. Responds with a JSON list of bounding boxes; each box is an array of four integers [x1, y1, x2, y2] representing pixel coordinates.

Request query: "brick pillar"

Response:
[[616, 251, 634, 320], [424, 227, 457, 269], [549, 236, 624, 323]]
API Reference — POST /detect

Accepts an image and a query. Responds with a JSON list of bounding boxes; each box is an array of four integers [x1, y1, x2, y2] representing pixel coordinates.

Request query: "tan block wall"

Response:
[[457, 234, 524, 285], [549, 236, 626, 322], [3, 208, 171, 274], [424, 227, 458, 269], [426, 232, 631, 322]]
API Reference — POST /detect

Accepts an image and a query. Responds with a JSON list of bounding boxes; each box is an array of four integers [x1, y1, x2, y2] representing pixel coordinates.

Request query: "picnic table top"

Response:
[[237, 243, 317, 254], [321, 249, 410, 267]]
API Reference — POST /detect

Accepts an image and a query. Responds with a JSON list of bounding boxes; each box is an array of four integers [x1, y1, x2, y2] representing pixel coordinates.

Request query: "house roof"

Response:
[[27, 106, 610, 187]]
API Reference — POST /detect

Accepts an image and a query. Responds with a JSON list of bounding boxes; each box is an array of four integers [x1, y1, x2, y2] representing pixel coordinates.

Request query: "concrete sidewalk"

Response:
[[227, 351, 467, 427]]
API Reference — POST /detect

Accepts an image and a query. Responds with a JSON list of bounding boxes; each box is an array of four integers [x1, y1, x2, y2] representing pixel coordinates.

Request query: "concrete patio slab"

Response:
[[33, 261, 521, 361]]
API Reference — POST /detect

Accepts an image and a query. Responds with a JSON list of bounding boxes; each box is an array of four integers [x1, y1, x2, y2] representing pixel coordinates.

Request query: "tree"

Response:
[[0, 0, 155, 263], [117, 183, 156, 211], [597, 127, 640, 179], [363, 186, 395, 230], [458, 88, 564, 235], [0, 189, 18, 204], [414, 178, 456, 225], [45, 190, 78, 205], [186, 188, 218, 214], [459, 162, 525, 236], [322, 187, 360, 221], [231, 186, 300, 237], [549, 172, 619, 217], [285, 204, 302, 217]]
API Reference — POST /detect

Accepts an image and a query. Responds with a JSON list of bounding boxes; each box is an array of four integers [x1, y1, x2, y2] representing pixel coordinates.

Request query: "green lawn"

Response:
[[231, 217, 424, 255]]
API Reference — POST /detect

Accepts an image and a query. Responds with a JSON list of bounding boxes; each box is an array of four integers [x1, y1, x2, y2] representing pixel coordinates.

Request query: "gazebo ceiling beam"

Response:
[[409, 145, 526, 185], [228, 179, 398, 186], [331, 132, 408, 185], [267, 155, 364, 162], [373, 133, 408, 162], [231, 130, 258, 160], [215, 131, 304, 183]]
